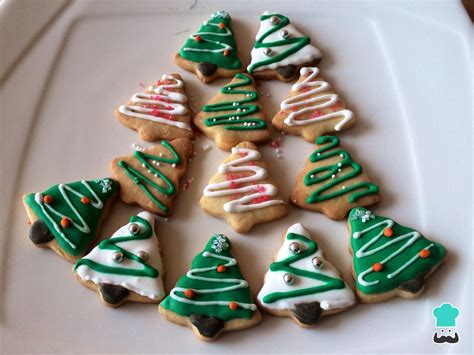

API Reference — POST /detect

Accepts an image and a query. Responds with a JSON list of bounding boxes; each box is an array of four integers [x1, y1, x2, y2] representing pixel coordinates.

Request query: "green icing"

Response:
[[304, 136, 379, 204], [262, 233, 345, 304], [118, 141, 180, 214], [74, 215, 158, 277], [160, 234, 256, 322], [247, 13, 311, 73], [202, 73, 267, 131], [179, 11, 242, 70], [349, 208, 446, 295], [25, 178, 118, 256]]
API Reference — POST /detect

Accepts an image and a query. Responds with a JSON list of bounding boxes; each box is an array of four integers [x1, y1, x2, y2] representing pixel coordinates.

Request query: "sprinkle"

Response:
[[269, 140, 281, 148], [60, 217, 70, 228], [229, 302, 238, 310], [184, 289, 195, 298], [419, 249, 431, 258], [172, 163, 176, 168], [43, 195, 54, 204], [80, 197, 91, 205], [372, 262, 383, 272], [217, 265, 227, 273], [383, 227, 393, 237]]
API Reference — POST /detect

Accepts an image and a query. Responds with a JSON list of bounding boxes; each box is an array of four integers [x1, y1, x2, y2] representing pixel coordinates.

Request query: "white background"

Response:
[[0, 0, 472, 353]]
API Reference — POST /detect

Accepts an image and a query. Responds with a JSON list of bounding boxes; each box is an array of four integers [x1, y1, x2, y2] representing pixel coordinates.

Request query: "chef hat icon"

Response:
[[433, 303, 459, 328]]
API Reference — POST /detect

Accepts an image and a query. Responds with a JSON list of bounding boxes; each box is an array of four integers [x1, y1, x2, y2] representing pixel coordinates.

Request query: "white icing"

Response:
[[247, 12, 322, 72], [257, 223, 355, 311], [353, 220, 433, 287], [169, 251, 257, 310], [75, 212, 165, 300], [203, 147, 285, 212], [182, 22, 233, 54], [281, 67, 354, 130], [118, 74, 191, 131], [34, 180, 103, 249]]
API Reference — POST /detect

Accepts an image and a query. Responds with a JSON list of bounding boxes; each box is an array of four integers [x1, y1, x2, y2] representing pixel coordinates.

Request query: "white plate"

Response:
[[1, 0, 472, 353]]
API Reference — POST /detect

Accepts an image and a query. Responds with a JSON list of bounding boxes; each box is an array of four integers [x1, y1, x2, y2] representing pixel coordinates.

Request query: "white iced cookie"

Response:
[[257, 223, 355, 326], [74, 211, 165, 307]]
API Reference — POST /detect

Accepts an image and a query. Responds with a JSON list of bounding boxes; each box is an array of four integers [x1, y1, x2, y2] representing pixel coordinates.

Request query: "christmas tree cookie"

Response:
[[291, 135, 380, 220], [200, 141, 288, 233], [272, 67, 356, 142], [74, 211, 165, 307], [110, 138, 193, 216], [258, 223, 356, 327], [194, 73, 271, 151], [349, 208, 447, 303], [174, 11, 243, 83], [247, 12, 323, 81], [23, 178, 119, 262], [115, 73, 193, 141], [159, 234, 260, 341]]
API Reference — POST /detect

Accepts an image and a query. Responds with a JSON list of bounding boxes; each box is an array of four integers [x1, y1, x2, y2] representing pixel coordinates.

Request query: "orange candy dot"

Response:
[[419, 249, 431, 258], [184, 289, 195, 299], [229, 302, 238, 310], [383, 227, 393, 237], [223, 49, 230, 56], [81, 197, 91, 204], [372, 262, 383, 272], [218, 22, 225, 29], [194, 35, 202, 42], [217, 265, 227, 273], [43, 195, 53, 204], [60, 217, 70, 228]]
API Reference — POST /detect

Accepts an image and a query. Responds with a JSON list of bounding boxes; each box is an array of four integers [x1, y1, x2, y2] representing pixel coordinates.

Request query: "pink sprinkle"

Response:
[[257, 185, 266, 192], [230, 193, 242, 200], [269, 141, 281, 149], [248, 161, 255, 166], [311, 110, 323, 118], [230, 181, 237, 189], [239, 152, 248, 157], [226, 173, 237, 181], [302, 87, 311, 93], [252, 195, 270, 204]]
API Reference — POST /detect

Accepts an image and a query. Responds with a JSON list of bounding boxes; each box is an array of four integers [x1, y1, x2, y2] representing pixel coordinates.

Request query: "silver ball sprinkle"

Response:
[[112, 252, 124, 263], [312, 257, 324, 269], [137, 250, 149, 261], [128, 223, 140, 235], [280, 29, 289, 38], [263, 47, 272, 56], [283, 272, 295, 285], [270, 15, 280, 25], [289, 242, 301, 254]]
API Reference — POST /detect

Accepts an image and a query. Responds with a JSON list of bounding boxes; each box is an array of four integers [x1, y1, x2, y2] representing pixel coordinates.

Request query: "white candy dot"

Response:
[[337, 162, 342, 167], [340, 153, 344, 157], [141, 163, 146, 168], [172, 163, 176, 168], [331, 174, 336, 178], [342, 186, 346, 189]]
